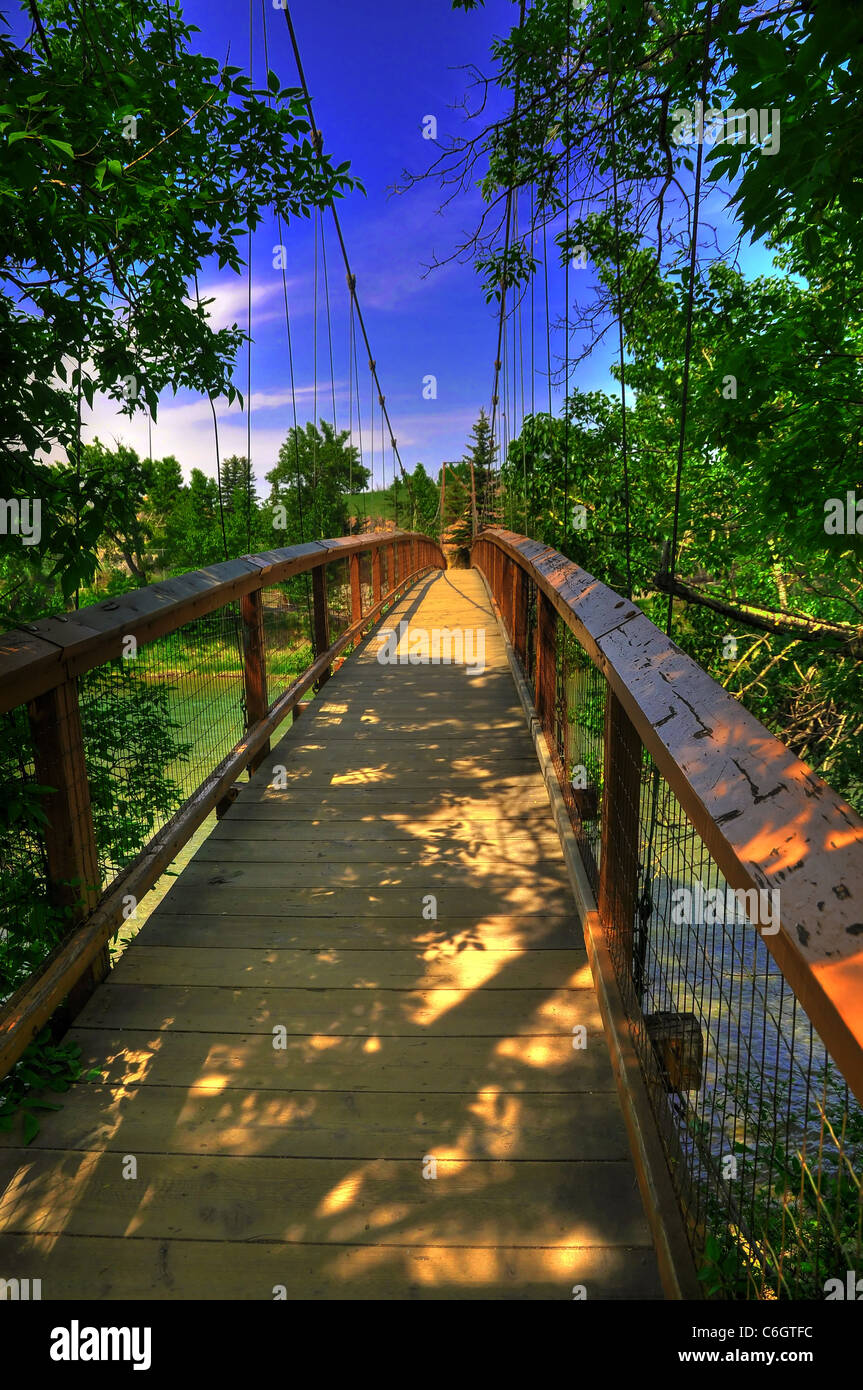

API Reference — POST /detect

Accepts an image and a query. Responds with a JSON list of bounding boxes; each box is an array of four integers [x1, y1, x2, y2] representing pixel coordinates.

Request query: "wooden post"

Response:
[[349, 551, 363, 625], [311, 565, 331, 690], [292, 699, 311, 725], [28, 678, 107, 1020], [534, 589, 556, 733], [598, 689, 643, 990], [372, 546, 382, 607], [501, 553, 512, 633], [391, 542, 399, 590], [241, 589, 269, 773], [512, 565, 529, 665]]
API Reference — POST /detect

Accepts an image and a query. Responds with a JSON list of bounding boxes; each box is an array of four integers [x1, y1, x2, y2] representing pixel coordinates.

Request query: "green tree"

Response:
[[0, 0, 356, 614], [267, 421, 371, 543], [169, 468, 222, 570], [383, 462, 439, 532], [77, 439, 152, 582], [462, 408, 496, 528]]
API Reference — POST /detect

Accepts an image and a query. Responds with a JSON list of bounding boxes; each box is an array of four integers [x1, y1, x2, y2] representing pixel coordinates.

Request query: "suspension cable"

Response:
[[607, 9, 633, 600], [261, 0, 312, 633], [563, 26, 571, 558], [665, 1, 714, 636], [320, 210, 338, 432], [245, 0, 254, 553], [543, 216, 553, 417], [488, 0, 528, 538], [281, 3, 415, 519]]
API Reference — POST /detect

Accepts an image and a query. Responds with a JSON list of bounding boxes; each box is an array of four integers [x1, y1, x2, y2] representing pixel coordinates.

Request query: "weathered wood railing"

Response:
[[0, 531, 445, 1080], [473, 527, 863, 1299]]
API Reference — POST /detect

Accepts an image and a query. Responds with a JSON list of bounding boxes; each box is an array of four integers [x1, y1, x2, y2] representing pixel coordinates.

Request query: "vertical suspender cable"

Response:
[[607, 9, 633, 600], [563, 27, 571, 558], [665, 1, 714, 636], [543, 218, 553, 417], [246, 0, 254, 553], [321, 214, 338, 433], [261, 0, 312, 633], [281, 3, 416, 520], [488, 0, 527, 537]]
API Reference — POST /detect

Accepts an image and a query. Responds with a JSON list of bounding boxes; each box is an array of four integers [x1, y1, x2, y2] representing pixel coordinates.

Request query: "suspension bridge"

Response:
[[1, 528, 862, 1299], [1, 0, 863, 1306]]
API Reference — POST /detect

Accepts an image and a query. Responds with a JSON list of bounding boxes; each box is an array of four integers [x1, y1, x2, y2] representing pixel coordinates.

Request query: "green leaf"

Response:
[[43, 138, 75, 158]]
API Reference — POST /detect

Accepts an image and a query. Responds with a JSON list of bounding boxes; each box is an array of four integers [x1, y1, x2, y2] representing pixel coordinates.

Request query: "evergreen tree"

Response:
[[462, 409, 496, 528]]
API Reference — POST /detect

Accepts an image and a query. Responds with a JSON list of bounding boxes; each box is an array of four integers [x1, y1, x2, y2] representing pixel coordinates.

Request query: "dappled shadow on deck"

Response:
[[0, 571, 661, 1300]]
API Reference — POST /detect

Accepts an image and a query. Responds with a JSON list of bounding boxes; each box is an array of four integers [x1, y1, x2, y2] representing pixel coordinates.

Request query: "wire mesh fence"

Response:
[[325, 558, 351, 644], [0, 707, 60, 1010], [78, 605, 247, 885], [261, 578, 314, 702], [0, 532, 445, 1137], [480, 535, 863, 1301], [617, 750, 863, 1299], [0, 536, 440, 1023], [360, 549, 373, 614]]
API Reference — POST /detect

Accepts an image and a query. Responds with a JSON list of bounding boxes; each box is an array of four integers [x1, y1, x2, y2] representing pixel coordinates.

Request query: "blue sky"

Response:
[[19, 0, 779, 492], [89, 0, 544, 491]]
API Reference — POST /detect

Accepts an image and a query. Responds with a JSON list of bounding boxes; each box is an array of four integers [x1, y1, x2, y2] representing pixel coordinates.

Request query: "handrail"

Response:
[[473, 527, 863, 1105], [0, 530, 446, 1078], [0, 530, 438, 713]]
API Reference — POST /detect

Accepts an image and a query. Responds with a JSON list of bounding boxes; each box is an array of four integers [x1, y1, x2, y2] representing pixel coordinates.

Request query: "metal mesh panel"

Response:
[[360, 550, 373, 614], [0, 707, 60, 1006], [612, 753, 863, 1299], [261, 580, 314, 701], [325, 558, 351, 642], [478, 536, 863, 1300], [79, 604, 246, 883], [558, 630, 605, 894]]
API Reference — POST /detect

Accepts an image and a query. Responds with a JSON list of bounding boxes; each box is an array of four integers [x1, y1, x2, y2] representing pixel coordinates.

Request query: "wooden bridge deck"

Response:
[[0, 570, 662, 1300]]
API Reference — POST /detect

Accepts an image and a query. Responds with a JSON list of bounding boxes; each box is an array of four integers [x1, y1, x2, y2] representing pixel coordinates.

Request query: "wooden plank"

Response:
[[151, 885, 572, 916], [0, 629, 64, 712], [372, 547, 382, 606], [220, 800, 551, 821], [0, 1084, 627, 1161], [0, 1152, 655, 1248], [239, 777, 553, 798], [0, 566, 661, 1301], [193, 834, 564, 862], [64, 1026, 613, 1092], [134, 914, 581, 951], [204, 811, 561, 836], [174, 858, 571, 891], [110, 947, 591, 991], [0, 1233, 662, 1300], [261, 745, 541, 770], [76, 983, 603, 1035]]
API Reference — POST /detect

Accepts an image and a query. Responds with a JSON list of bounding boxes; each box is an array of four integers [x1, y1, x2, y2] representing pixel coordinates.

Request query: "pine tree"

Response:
[[462, 408, 497, 530]]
